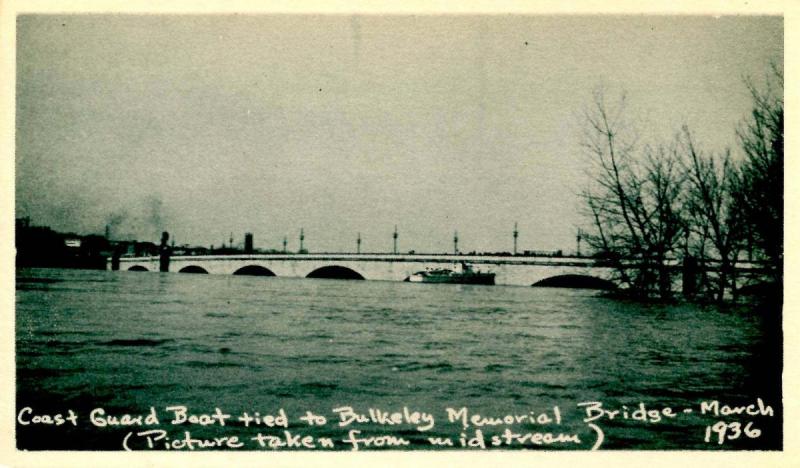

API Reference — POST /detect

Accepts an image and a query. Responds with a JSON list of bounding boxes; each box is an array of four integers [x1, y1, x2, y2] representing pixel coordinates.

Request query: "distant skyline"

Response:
[[16, 15, 782, 253]]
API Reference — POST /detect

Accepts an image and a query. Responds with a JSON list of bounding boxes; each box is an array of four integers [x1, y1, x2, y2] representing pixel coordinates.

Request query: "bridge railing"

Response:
[[113, 253, 603, 267]]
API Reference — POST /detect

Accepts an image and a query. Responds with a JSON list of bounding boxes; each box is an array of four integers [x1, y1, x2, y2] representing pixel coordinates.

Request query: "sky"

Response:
[[15, 14, 783, 254]]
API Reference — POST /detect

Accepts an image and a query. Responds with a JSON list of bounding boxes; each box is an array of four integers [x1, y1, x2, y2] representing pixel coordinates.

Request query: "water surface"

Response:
[[16, 268, 781, 450]]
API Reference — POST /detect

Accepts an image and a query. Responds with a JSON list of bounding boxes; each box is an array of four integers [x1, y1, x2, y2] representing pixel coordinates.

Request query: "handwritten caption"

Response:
[[17, 399, 775, 450]]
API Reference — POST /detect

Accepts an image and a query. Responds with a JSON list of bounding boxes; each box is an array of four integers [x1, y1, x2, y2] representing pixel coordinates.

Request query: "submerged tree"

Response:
[[580, 90, 687, 298], [734, 66, 783, 285], [580, 66, 782, 301], [681, 127, 743, 301]]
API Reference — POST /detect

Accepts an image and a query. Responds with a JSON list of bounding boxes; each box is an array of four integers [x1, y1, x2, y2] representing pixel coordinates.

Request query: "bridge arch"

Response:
[[306, 265, 365, 280], [233, 265, 276, 276], [532, 274, 616, 290], [179, 265, 209, 274], [128, 265, 149, 272]]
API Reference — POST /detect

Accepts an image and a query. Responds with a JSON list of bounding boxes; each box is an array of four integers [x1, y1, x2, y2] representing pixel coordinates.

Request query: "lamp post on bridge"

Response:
[[357, 232, 361, 254], [299, 228, 305, 253], [283, 236, 287, 254], [393, 225, 398, 255], [513, 222, 519, 256], [454, 230, 459, 254]]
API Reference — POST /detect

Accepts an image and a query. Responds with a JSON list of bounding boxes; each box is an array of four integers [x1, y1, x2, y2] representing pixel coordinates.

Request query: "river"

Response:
[[15, 267, 782, 450]]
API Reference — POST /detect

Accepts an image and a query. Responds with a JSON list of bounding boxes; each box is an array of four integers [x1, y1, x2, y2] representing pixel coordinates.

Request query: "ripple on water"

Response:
[[205, 312, 232, 318], [484, 363, 511, 372], [293, 381, 340, 397], [97, 338, 174, 347], [181, 360, 257, 370]]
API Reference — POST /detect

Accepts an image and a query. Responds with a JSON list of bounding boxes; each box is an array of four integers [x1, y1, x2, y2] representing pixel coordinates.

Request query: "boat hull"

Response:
[[408, 273, 495, 285]]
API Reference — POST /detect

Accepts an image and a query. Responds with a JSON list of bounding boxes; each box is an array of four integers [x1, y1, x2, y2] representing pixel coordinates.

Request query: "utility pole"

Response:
[[513, 222, 519, 256], [393, 225, 398, 254], [357, 232, 361, 254], [453, 230, 459, 254], [299, 228, 305, 253]]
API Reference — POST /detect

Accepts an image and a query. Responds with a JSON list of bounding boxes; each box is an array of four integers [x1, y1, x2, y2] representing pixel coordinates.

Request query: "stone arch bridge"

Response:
[[114, 253, 621, 288]]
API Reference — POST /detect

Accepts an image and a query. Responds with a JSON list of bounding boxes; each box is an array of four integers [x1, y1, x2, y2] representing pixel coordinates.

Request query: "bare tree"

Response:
[[735, 66, 783, 285], [681, 127, 743, 302], [640, 142, 688, 297], [580, 90, 639, 290], [581, 65, 781, 301], [580, 89, 687, 298]]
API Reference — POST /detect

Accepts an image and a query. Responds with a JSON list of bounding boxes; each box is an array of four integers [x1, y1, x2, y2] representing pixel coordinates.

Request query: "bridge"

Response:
[[112, 253, 620, 288]]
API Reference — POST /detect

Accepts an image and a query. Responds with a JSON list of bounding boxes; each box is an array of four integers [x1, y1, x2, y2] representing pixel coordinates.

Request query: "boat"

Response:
[[408, 262, 495, 285]]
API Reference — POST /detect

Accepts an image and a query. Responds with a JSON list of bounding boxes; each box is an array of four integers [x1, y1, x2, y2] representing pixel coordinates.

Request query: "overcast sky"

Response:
[[15, 15, 782, 253]]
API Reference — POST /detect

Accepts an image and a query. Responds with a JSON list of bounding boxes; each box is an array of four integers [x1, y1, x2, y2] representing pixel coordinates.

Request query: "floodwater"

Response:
[[15, 268, 781, 451]]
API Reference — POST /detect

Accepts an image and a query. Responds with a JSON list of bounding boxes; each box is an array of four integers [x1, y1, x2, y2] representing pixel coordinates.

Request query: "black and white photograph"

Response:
[[6, 1, 790, 462]]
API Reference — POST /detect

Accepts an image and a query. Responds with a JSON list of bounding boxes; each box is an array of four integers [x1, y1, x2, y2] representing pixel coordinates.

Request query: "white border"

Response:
[[1, 2, 795, 467]]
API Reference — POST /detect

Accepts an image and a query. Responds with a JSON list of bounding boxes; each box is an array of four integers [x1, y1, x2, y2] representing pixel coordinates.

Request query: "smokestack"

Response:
[[159, 231, 170, 272], [245, 232, 254, 254]]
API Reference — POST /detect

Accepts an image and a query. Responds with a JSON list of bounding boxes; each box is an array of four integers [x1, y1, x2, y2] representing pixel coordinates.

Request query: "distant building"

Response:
[[15, 218, 110, 269]]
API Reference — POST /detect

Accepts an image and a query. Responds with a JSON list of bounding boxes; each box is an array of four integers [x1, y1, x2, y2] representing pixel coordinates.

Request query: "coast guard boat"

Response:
[[408, 262, 495, 285]]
